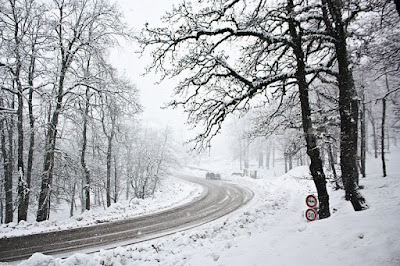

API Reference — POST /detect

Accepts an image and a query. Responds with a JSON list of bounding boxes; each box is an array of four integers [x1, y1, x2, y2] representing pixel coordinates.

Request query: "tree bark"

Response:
[[37, 63, 66, 222], [287, 0, 330, 218], [114, 155, 118, 203], [16, 81, 26, 222], [106, 136, 112, 207], [381, 97, 387, 177], [70, 183, 76, 217], [0, 185, 4, 223], [9, 0, 27, 222], [101, 103, 117, 208], [126, 150, 132, 200], [18, 43, 37, 222], [81, 88, 91, 211], [284, 152, 288, 173], [1, 108, 14, 223], [360, 88, 366, 178], [381, 75, 389, 177], [321, 0, 368, 211]]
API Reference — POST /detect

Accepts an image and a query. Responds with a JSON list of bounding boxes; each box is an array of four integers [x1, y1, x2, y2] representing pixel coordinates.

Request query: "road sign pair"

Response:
[[305, 195, 318, 222]]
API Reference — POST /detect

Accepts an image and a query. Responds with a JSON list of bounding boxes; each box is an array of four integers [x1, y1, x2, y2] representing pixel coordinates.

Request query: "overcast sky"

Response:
[[109, 0, 233, 156], [110, 0, 185, 129]]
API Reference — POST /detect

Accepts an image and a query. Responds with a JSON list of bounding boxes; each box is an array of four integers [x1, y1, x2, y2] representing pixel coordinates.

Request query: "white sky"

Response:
[[109, 0, 233, 156], [110, 0, 185, 129]]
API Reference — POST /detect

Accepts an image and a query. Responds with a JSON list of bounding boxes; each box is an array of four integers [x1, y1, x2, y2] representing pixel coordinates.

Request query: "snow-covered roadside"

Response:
[[4, 151, 400, 266], [0, 176, 203, 239]]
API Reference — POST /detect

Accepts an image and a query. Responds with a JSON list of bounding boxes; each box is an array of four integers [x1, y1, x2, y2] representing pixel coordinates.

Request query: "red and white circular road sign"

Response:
[[306, 195, 318, 208], [305, 208, 318, 222]]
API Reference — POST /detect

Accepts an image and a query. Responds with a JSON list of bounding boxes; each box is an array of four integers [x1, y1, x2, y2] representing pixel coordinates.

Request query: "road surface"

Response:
[[0, 174, 253, 262]]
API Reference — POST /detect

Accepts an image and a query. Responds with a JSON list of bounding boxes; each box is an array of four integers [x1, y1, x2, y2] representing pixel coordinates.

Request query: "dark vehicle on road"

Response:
[[206, 172, 221, 180]]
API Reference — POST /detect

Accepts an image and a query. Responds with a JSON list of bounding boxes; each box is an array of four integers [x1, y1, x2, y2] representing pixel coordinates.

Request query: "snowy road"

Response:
[[0, 174, 253, 262]]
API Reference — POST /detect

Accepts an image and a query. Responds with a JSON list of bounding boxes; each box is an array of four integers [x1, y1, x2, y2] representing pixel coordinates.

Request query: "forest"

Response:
[[0, 0, 178, 224], [1, 0, 399, 225]]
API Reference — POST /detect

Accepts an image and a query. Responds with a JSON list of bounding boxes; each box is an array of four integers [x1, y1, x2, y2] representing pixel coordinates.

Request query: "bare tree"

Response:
[[319, 0, 370, 210], [80, 87, 92, 210], [350, 0, 399, 177], [1, 0, 34, 222], [139, 0, 333, 218], [36, 0, 129, 221], [0, 96, 14, 223], [100, 95, 118, 207], [360, 85, 367, 177], [129, 126, 176, 199]]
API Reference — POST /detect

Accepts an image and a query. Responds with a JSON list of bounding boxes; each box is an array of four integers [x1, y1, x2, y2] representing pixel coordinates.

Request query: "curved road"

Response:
[[0, 174, 253, 262]]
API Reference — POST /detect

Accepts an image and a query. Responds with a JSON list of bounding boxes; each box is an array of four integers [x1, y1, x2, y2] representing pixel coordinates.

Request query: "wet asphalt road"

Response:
[[0, 174, 253, 262]]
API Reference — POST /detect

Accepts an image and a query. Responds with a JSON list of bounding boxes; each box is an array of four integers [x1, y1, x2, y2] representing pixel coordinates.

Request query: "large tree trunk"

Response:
[[10, 3, 27, 222], [126, 167, 131, 200], [16, 84, 26, 222], [360, 89, 366, 178], [381, 75, 388, 177], [36, 106, 59, 221], [81, 88, 91, 211], [381, 97, 387, 177], [0, 185, 4, 223], [284, 152, 288, 173], [114, 155, 118, 203], [322, 0, 368, 211], [106, 135, 112, 207], [70, 183, 76, 217], [18, 49, 37, 222], [287, 0, 330, 218], [126, 150, 132, 200], [1, 109, 14, 223], [22, 72, 35, 221], [37, 65, 66, 222]]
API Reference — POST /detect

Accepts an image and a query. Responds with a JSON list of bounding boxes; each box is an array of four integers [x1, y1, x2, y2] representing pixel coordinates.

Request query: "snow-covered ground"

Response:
[[0, 177, 203, 239], [2, 151, 400, 266]]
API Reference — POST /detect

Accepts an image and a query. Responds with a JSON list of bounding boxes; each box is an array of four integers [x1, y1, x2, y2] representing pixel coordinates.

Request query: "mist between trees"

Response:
[[0, 0, 183, 224], [1, 0, 399, 224], [138, 0, 400, 219]]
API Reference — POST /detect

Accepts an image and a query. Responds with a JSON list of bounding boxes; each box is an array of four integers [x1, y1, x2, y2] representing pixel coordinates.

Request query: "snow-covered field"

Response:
[[0, 177, 203, 239], [2, 151, 400, 266]]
